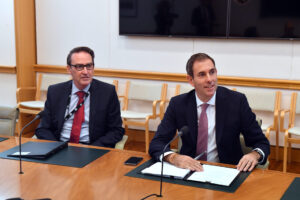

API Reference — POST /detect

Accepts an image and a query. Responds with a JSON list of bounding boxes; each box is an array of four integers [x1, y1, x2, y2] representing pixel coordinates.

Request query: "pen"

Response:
[[194, 151, 207, 160]]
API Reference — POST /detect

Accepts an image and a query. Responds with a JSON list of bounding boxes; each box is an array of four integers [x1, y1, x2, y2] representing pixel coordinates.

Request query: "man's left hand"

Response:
[[236, 151, 260, 172]]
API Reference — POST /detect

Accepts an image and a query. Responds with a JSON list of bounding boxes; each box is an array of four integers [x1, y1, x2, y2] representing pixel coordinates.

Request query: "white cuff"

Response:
[[159, 151, 174, 162], [253, 148, 265, 164]]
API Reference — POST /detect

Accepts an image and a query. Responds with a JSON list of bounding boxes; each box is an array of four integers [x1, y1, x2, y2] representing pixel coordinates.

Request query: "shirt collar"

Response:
[[195, 91, 216, 108], [71, 81, 91, 95]]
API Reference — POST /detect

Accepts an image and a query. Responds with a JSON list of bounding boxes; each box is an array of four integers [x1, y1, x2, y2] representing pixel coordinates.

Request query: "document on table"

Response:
[[141, 162, 240, 186], [141, 162, 190, 179], [187, 164, 240, 186]]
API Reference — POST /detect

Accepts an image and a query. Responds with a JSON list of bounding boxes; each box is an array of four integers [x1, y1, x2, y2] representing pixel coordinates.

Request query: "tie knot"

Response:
[[201, 103, 209, 112], [76, 91, 85, 99]]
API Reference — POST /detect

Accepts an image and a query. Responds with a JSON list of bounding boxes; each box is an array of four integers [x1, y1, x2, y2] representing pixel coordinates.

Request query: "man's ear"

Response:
[[187, 75, 195, 87], [67, 65, 71, 74]]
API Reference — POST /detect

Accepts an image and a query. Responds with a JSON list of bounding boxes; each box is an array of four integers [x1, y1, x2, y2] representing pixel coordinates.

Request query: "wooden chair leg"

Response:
[[288, 140, 292, 163], [124, 121, 128, 135], [145, 124, 149, 153], [283, 132, 288, 173], [275, 129, 279, 161]]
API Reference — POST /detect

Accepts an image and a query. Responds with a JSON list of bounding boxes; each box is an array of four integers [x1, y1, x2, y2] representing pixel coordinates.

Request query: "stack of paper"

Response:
[[187, 164, 240, 186], [141, 162, 240, 186], [141, 162, 190, 178]]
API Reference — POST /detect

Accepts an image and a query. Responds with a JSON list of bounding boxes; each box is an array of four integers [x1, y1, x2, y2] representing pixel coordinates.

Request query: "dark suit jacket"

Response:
[[149, 86, 270, 165], [35, 79, 124, 148]]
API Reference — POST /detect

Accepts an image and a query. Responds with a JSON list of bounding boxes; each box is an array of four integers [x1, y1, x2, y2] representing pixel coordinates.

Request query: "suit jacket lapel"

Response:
[[88, 80, 96, 140], [215, 87, 226, 145], [57, 81, 72, 132], [186, 91, 198, 153]]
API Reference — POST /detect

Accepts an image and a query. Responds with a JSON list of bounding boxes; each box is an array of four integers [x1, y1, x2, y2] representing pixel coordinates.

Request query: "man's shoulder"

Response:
[[48, 80, 72, 91], [171, 89, 195, 104], [91, 79, 115, 90], [217, 86, 245, 99]]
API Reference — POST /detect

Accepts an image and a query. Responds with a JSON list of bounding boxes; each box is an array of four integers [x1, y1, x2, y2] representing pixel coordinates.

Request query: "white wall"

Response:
[[0, 1, 16, 66], [0, 1, 17, 106], [0, 74, 17, 106], [36, 0, 300, 79], [35, 0, 300, 147]]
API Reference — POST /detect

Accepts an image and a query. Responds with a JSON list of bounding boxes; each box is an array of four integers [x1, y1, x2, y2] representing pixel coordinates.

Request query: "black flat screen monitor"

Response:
[[119, 0, 228, 38], [229, 0, 300, 39]]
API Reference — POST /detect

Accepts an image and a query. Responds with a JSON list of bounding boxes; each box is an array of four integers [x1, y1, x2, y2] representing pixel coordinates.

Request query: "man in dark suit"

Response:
[[36, 46, 124, 148], [149, 53, 270, 172]]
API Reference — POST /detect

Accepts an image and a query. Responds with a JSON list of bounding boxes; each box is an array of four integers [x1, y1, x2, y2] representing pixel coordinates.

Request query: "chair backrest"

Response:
[[175, 84, 194, 96], [0, 106, 19, 136], [126, 81, 167, 101], [237, 89, 281, 129], [294, 92, 300, 114], [287, 92, 300, 128], [36, 73, 70, 100], [159, 84, 193, 120], [237, 89, 281, 112], [123, 81, 167, 111]]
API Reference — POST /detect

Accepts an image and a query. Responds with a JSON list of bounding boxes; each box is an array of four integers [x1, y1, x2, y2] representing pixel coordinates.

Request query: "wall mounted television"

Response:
[[119, 0, 300, 40]]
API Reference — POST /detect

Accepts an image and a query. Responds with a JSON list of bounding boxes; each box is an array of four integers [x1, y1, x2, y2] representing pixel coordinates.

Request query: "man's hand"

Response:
[[164, 153, 203, 172], [237, 151, 260, 172]]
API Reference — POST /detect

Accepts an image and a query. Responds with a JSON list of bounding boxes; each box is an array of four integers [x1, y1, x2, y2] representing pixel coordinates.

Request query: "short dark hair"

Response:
[[186, 53, 215, 77], [67, 46, 95, 66]]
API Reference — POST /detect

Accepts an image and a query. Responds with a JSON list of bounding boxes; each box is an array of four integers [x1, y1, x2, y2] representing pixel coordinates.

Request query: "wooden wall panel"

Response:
[[34, 64, 300, 90], [0, 66, 16, 74], [14, 0, 36, 88]]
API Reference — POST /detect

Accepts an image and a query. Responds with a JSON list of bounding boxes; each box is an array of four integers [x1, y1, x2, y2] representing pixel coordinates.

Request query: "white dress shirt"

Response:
[[60, 82, 90, 143], [195, 92, 220, 163]]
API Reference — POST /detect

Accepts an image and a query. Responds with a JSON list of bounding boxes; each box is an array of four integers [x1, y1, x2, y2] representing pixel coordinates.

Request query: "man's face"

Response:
[[67, 51, 94, 90], [187, 59, 218, 102]]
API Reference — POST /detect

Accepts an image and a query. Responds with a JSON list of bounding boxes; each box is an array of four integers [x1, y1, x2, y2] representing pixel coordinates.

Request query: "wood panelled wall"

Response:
[[14, 0, 36, 89], [2, 63, 300, 91], [34, 64, 300, 90], [0, 66, 16, 74]]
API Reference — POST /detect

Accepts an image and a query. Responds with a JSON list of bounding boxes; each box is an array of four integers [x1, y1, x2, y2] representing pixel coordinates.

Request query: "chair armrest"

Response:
[[152, 100, 162, 118], [16, 87, 37, 102], [280, 109, 290, 132], [114, 135, 128, 150], [159, 100, 170, 120], [118, 96, 126, 110]]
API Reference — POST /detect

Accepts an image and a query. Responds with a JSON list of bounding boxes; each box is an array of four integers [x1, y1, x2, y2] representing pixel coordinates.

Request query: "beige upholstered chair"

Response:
[[121, 81, 167, 153], [17, 73, 70, 115], [16, 73, 70, 135], [0, 105, 19, 136], [280, 92, 300, 172], [114, 135, 128, 150], [237, 89, 281, 160]]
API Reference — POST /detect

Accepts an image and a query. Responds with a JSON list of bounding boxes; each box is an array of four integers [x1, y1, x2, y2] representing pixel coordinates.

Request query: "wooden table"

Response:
[[0, 136, 299, 200]]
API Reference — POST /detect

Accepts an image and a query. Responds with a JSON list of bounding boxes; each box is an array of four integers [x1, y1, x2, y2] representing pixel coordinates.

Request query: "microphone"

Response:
[[141, 126, 189, 200], [159, 126, 189, 197], [18, 110, 44, 174]]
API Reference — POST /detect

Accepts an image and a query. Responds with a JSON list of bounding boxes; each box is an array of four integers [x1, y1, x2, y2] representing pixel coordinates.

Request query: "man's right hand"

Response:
[[164, 153, 203, 172]]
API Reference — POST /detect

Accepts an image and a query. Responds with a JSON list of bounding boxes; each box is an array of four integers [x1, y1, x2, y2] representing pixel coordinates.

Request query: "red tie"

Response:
[[196, 103, 209, 160], [69, 91, 85, 143]]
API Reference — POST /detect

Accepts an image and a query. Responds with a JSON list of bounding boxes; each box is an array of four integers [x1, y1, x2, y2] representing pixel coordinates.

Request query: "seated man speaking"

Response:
[[36, 46, 124, 148], [149, 53, 270, 172]]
